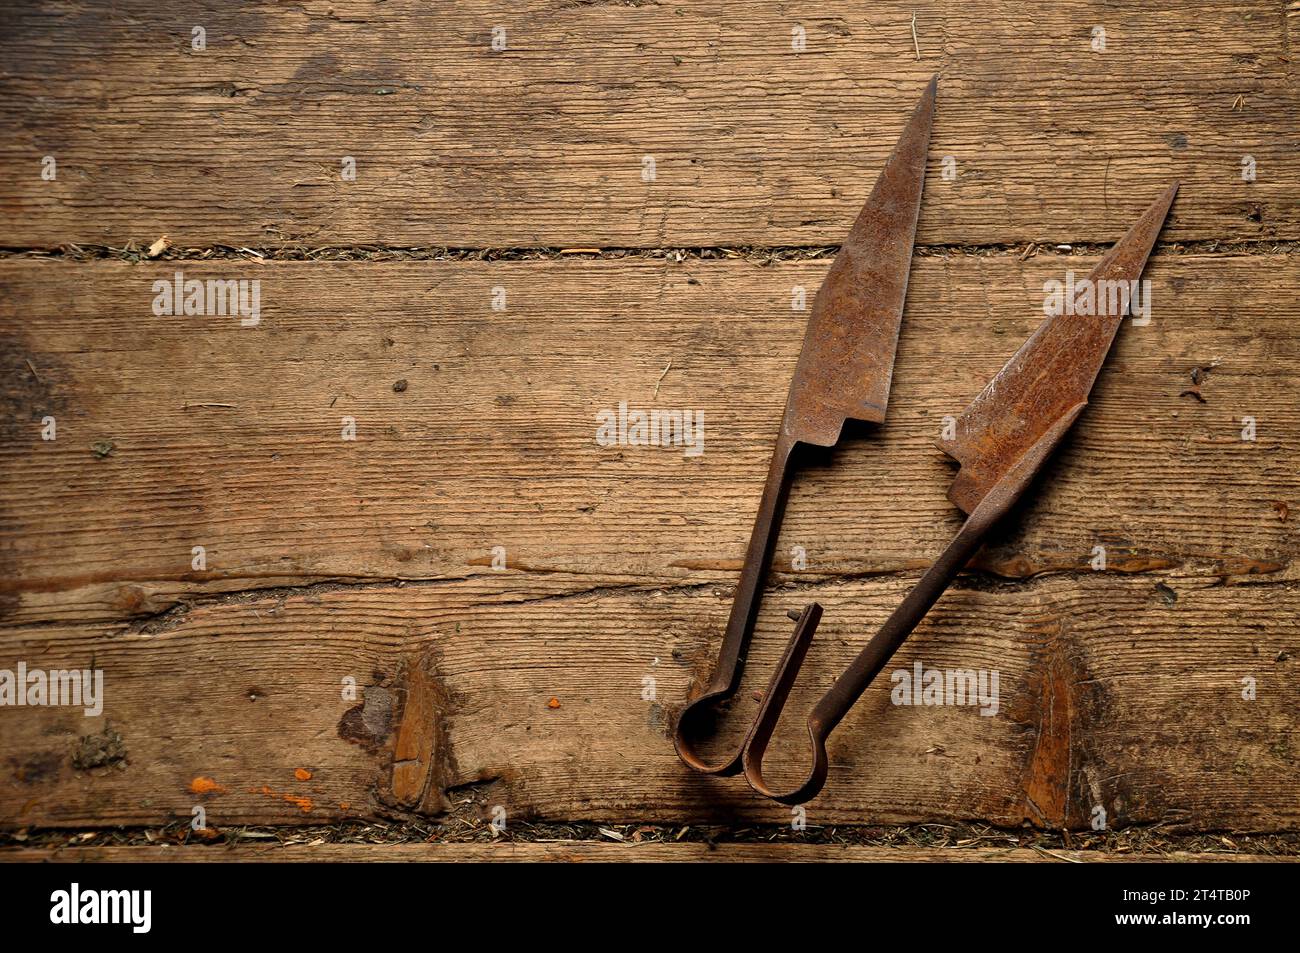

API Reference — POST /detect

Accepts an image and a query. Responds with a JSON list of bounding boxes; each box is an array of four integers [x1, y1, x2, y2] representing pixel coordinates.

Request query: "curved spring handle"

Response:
[[740, 407, 1086, 803], [741, 514, 990, 803], [740, 604, 831, 803], [673, 436, 797, 775]]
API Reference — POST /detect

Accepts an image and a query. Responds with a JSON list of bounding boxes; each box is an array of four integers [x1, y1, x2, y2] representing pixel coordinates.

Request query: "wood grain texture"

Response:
[[1, 0, 1295, 247], [1, 255, 1294, 625], [2, 253, 1296, 831], [1, 246, 1297, 832], [4, 843, 1292, 863], [1, 571, 1295, 829]]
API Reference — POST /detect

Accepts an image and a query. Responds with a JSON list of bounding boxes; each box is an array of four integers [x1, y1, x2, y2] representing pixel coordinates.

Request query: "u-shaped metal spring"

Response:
[[673, 408, 1083, 804]]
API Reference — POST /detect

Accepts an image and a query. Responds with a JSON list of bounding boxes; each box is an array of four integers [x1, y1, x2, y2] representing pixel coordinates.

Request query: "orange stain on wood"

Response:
[[189, 776, 225, 795], [256, 785, 313, 813], [284, 794, 313, 813], [294, 768, 313, 781]]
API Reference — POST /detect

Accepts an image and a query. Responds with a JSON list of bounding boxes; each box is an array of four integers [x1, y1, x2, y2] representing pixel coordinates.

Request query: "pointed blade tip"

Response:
[[1127, 182, 1179, 259], [903, 75, 937, 138], [920, 74, 938, 109]]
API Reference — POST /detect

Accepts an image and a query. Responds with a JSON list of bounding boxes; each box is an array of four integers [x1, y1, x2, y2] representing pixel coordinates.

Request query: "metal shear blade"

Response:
[[741, 185, 1179, 804], [672, 76, 938, 776]]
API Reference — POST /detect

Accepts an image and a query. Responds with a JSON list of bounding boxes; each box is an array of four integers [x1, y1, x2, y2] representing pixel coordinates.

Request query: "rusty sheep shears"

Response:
[[672, 75, 1178, 804]]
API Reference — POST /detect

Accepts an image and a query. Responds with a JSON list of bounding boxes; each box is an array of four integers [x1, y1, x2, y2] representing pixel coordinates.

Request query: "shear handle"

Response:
[[741, 512, 991, 804], [742, 404, 1088, 803], [673, 433, 798, 775]]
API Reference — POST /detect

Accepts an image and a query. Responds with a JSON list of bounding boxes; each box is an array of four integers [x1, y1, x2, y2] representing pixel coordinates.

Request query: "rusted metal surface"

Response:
[[940, 185, 1183, 514], [671, 77, 938, 775], [740, 186, 1180, 804]]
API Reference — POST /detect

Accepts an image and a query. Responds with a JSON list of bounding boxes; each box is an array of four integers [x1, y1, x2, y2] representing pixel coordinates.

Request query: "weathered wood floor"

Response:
[[1, 1, 1296, 859]]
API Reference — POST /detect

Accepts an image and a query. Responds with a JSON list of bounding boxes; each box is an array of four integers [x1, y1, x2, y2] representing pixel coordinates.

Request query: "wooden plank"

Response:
[[1, 0, 1295, 247], [1, 253, 1295, 830], [1, 254, 1295, 626], [3, 843, 1291, 863], [0, 572, 1295, 829]]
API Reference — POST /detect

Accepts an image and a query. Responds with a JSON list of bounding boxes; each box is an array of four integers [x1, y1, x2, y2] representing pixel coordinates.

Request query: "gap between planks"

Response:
[[1, 239, 1298, 264]]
